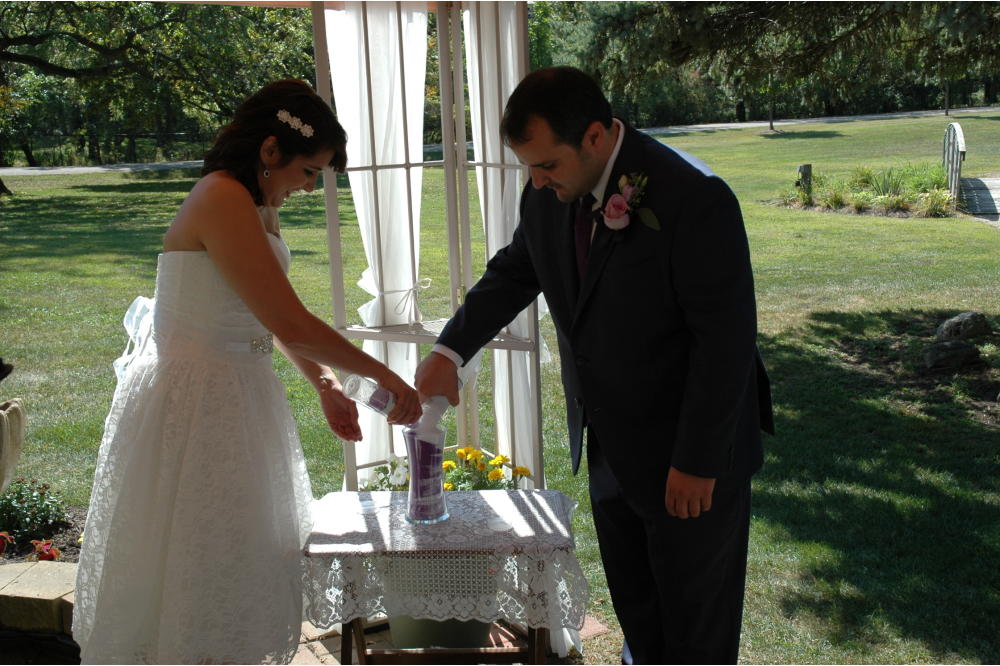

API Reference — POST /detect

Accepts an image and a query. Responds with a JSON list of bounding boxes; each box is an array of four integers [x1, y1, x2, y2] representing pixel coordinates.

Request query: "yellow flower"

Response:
[[488, 468, 504, 482], [442, 460, 456, 471], [477, 461, 486, 471], [456, 448, 468, 460], [443, 482, 455, 491], [512, 466, 531, 478], [468, 449, 484, 462], [489, 454, 510, 466]]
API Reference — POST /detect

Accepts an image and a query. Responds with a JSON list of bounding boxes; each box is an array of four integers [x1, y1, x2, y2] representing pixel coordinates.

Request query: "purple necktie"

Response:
[[575, 193, 596, 281]]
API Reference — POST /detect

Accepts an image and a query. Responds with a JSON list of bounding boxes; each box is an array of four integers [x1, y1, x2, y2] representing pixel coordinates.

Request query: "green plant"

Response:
[[915, 188, 953, 217], [899, 162, 948, 193], [362, 447, 533, 492], [848, 166, 876, 189], [874, 193, 911, 214], [818, 186, 847, 210], [0, 477, 67, 544], [444, 447, 531, 491], [870, 168, 905, 196], [849, 190, 876, 213], [361, 452, 410, 491]]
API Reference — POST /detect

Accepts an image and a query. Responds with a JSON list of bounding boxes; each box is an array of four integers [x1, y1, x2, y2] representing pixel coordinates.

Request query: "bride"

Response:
[[72, 79, 421, 664]]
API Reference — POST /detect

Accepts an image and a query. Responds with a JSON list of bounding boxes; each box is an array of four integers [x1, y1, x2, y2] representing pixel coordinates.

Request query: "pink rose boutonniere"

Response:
[[602, 173, 660, 231]]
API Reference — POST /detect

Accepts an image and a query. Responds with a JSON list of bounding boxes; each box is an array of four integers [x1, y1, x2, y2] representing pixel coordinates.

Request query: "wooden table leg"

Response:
[[341, 619, 354, 664], [526, 626, 549, 664], [352, 618, 369, 665]]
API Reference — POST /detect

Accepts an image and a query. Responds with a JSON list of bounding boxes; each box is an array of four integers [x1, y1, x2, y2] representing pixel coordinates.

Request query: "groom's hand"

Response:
[[665, 467, 716, 519], [414, 351, 461, 406]]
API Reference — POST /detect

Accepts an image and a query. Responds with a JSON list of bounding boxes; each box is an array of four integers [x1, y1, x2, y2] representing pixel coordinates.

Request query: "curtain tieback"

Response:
[[381, 277, 433, 316]]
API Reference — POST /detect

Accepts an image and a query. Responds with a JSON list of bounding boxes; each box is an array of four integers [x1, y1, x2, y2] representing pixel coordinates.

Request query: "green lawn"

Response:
[[2, 110, 999, 663]]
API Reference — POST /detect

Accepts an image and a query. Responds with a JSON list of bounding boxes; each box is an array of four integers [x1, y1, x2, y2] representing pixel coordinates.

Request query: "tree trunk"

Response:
[[0, 177, 12, 196], [20, 142, 38, 167], [736, 100, 746, 123], [944, 80, 950, 116], [767, 72, 775, 131], [986, 77, 999, 105], [126, 135, 137, 162], [87, 126, 102, 164]]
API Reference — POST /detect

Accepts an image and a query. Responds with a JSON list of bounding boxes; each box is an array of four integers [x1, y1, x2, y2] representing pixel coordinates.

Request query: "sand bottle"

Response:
[[401, 396, 449, 524]]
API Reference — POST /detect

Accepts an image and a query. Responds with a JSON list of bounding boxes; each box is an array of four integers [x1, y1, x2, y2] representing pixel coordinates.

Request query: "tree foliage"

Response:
[[0, 1, 313, 191], [533, 1, 1000, 127], [3, 1, 999, 195]]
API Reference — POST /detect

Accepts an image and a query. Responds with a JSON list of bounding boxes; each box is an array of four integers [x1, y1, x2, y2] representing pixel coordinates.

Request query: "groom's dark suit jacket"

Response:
[[439, 123, 773, 504]]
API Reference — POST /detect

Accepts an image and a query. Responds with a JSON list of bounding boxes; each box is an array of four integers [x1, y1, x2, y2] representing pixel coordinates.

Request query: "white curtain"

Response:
[[464, 3, 575, 657], [463, 2, 545, 485], [325, 2, 428, 482]]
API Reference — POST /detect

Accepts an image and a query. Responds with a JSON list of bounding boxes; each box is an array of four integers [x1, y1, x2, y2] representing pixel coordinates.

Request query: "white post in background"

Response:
[[314, 1, 544, 494], [462, 1, 545, 488], [323, 2, 428, 488], [311, 2, 358, 487], [943, 122, 966, 202]]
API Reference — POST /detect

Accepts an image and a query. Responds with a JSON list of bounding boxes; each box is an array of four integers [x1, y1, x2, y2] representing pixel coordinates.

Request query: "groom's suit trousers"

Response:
[[587, 429, 752, 665]]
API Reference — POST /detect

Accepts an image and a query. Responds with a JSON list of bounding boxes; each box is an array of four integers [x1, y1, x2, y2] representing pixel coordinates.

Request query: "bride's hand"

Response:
[[378, 372, 422, 425], [318, 384, 362, 441]]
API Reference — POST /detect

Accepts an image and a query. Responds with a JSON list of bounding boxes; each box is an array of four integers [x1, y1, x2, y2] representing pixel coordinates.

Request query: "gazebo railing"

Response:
[[943, 122, 966, 201]]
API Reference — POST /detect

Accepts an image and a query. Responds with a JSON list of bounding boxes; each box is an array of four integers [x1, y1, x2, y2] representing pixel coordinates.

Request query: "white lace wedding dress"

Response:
[[74, 228, 313, 664]]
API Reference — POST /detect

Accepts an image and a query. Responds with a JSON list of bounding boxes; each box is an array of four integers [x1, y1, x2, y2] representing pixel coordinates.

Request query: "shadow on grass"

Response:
[[0, 192, 169, 275], [68, 180, 195, 195], [0, 179, 359, 275], [954, 114, 1000, 122], [647, 129, 723, 140], [760, 130, 845, 139], [757, 309, 999, 662]]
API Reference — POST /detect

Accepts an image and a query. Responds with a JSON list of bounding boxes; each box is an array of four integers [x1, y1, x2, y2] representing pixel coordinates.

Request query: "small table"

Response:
[[303, 489, 589, 664]]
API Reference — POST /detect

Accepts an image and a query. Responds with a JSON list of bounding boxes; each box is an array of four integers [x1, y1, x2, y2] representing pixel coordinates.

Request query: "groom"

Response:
[[415, 66, 774, 664]]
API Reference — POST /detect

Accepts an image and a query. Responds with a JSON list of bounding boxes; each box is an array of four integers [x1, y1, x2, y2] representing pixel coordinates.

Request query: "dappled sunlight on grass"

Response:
[[750, 309, 998, 662]]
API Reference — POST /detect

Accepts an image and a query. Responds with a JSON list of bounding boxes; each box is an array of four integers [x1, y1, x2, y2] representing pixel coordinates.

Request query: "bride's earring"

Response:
[[263, 168, 271, 178]]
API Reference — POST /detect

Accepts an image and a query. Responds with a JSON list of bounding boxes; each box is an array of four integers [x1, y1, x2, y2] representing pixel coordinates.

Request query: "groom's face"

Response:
[[511, 116, 605, 203]]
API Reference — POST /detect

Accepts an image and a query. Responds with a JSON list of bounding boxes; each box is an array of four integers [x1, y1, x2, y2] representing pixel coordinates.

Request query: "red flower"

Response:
[[0, 531, 13, 556], [30, 539, 61, 561]]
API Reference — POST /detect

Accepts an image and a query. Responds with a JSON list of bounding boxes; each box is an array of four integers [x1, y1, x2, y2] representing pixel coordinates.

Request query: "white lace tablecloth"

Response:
[[302, 489, 589, 633]]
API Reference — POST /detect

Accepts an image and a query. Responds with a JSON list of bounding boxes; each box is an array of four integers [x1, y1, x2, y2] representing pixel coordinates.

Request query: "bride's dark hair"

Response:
[[202, 79, 347, 205]]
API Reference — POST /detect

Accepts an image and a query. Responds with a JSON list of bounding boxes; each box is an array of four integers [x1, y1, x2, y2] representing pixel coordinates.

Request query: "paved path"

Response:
[[3, 106, 999, 177], [960, 177, 1000, 226], [641, 105, 1000, 135], [0, 160, 201, 177]]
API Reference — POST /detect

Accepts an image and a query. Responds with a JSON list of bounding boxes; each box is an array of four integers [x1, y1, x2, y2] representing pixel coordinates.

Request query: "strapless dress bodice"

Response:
[[150, 233, 290, 360]]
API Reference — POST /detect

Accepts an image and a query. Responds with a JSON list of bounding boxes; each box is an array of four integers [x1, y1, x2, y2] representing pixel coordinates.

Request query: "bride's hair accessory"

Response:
[[276, 109, 314, 138]]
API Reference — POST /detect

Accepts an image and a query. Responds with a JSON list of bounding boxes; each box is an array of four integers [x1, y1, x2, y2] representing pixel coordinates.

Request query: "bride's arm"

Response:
[[173, 175, 421, 426], [274, 339, 362, 442]]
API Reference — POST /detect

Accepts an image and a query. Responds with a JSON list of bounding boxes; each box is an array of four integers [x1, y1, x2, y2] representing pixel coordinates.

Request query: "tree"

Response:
[[0, 2, 314, 193], [540, 2, 1000, 128]]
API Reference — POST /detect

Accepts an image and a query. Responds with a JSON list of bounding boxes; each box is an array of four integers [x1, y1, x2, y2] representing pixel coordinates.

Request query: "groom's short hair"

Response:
[[501, 66, 612, 149]]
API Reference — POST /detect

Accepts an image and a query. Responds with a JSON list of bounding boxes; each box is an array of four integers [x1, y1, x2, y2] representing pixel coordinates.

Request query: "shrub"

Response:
[[875, 193, 911, 214], [818, 186, 848, 210], [915, 188, 953, 217], [0, 478, 67, 544], [795, 186, 814, 207], [849, 190, 876, 213], [849, 166, 876, 189], [871, 168, 905, 197], [900, 162, 948, 193]]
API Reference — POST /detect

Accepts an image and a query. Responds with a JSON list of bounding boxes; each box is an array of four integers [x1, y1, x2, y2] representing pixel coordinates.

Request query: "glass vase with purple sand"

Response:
[[402, 396, 449, 524], [342, 374, 395, 416]]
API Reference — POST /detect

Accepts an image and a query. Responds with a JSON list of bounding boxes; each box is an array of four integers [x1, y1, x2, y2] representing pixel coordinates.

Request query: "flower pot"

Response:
[[388, 615, 492, 649], [383, 551, 495, 648], [1, 399, 25, 494]]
